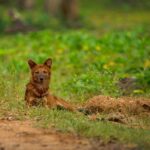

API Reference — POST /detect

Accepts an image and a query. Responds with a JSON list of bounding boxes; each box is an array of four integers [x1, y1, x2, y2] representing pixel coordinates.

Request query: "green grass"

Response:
[[0, 28, 150, 149], [0, 28, 149, 98], [0, 2, 150, 149]]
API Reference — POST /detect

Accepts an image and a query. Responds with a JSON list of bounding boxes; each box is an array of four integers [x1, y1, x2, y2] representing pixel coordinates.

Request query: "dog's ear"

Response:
[[44, 58, 52, 68], [28, 59, 37, 69]]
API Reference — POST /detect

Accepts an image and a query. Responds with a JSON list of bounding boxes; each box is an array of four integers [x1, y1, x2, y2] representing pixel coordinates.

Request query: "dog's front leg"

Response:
[[26, 96, 36, 107], [42, 96, 49, 108]]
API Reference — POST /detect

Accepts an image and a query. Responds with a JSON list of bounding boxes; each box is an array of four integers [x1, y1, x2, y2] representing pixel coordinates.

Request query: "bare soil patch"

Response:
[[0, 120, 136, 150]]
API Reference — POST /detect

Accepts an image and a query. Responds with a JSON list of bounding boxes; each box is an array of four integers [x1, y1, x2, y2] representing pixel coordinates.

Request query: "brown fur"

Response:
[[25, 58, 74, 111]]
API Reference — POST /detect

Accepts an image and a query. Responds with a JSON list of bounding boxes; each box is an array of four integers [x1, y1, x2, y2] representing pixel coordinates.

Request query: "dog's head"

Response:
[[28, 58, 52, 83]]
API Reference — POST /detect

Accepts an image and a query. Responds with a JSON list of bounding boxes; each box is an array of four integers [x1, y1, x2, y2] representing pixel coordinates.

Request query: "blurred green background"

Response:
[[0, 0, 150, 101]]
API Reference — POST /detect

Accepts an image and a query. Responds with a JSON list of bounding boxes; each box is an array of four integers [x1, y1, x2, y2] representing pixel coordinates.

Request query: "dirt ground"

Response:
[[0, 95, 149, 150], [0, 120, 136, 150]]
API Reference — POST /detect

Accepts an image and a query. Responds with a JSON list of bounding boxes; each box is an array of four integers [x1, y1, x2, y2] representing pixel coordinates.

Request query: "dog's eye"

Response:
[[35, 71, 39, 74], [43, 70, 47, 74]]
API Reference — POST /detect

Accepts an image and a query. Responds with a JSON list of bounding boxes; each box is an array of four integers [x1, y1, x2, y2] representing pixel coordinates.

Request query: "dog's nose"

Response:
[[40, 77, 44, 81]]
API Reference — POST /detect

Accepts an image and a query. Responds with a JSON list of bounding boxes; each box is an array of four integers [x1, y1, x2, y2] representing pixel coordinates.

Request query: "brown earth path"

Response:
[[0, 120, 135, 150]]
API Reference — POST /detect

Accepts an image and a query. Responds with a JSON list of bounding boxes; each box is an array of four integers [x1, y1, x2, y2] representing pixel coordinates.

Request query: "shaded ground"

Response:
[[0, 120, 136, 150]]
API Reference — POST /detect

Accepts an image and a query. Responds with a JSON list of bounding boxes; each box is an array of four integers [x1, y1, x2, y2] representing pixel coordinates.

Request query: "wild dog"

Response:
[[25, 58, 74, 111]]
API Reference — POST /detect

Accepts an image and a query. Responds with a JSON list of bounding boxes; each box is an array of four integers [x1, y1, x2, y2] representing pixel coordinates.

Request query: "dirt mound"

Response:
[[82, 95, 150, 115]]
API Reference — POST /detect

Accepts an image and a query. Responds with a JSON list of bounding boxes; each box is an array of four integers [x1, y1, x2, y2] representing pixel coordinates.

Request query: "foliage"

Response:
[[0, 28, 149, 99]]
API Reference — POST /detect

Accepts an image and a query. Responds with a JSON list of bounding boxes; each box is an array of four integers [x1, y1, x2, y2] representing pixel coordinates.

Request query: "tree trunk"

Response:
[[60, 0, 78, 21], [45, 0, 60, 16], [18, 0, 35, 10], [44, 0, 78, 21]]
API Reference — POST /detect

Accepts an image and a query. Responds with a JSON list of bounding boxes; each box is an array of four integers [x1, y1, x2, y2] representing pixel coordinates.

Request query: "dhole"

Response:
[[25, 58, 74, 111]]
